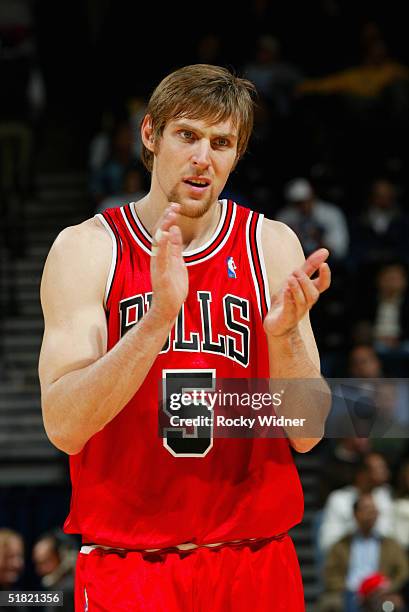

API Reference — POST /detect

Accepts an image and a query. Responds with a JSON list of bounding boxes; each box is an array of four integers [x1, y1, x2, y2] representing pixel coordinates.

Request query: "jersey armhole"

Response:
[[94, 213, 118, 309], [255, 214, 271, 313], [245, 211, 271, 320]]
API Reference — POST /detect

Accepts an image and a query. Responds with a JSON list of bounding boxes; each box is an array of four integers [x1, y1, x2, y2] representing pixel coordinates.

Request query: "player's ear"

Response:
[[141, 114, 155, 152]]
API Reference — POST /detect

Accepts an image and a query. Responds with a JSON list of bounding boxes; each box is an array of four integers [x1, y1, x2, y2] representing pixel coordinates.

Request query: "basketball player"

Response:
[[39, 65, 331, 611]]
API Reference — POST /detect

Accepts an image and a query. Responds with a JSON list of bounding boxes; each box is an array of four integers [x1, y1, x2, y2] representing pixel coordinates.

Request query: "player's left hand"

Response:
[[263, 248, 331, 338]]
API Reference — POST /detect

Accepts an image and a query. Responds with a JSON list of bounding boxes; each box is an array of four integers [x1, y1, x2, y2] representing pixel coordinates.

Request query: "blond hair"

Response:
[[141, 64, 256, 172]]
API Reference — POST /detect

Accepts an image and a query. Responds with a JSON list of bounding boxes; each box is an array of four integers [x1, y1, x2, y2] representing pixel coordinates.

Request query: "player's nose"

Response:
[[191, 139, 211, 169]]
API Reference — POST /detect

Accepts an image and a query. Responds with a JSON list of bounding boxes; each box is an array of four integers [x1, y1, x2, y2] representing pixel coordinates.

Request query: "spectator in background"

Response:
[[366, 452, 392, 490], [276, 177, 349, 260], [89, 119, 138, 207], [319, 455, 393, 554], [295, 36, 409, 176], [318, 494, 408, 612], [319, 437, 372, 507], [348, 344, 383, 378], [353, 261, 409, 353], [127, 96, 147, 161], [0, 528, 24, 589], [297, 39, 409, 104], [243, 34, 302, 117], [32, 530, 76, 612], [392, 461, 409, 552], [350, 179, 409, 268], [88, 111, 115, 173], [338, 344, 409, 467], [95, 164, 146, 214]]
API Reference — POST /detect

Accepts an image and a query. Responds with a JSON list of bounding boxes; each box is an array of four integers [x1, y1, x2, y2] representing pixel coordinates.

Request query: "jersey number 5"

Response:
[[162, 369, 215, 457]]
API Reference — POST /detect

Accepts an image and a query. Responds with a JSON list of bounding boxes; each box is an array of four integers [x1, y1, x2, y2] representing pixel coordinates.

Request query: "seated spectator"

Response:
[[32, 529, 77, 611], [319, 438, 372, 507], [276, 177, 349, 260], [318, 494, 408, 612], [352, 261, 409, 353], [332, 345, 409, 466], [350, 179, 409, 268], [0, 528, 24, 588], [297, 39, 409, 102], [319, 455, 393, 554], [348, 344, 383, 378], [392, 460, 409, 551]]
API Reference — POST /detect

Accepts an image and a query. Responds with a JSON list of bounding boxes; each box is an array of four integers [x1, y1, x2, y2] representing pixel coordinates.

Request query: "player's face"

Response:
[[152, 117, 238, 218]]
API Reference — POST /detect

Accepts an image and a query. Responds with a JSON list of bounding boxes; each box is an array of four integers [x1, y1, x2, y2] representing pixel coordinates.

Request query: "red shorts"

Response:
[[75, 535, 305, 611]]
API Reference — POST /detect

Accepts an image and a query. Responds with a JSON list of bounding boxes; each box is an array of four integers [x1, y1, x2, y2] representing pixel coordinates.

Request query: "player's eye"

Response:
[[180, 130, 194, 140], [214, 138, 229, 147]]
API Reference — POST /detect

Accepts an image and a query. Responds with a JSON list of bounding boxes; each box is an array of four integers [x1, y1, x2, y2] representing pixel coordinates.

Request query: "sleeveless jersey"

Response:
[[64, 199, 304, 549]]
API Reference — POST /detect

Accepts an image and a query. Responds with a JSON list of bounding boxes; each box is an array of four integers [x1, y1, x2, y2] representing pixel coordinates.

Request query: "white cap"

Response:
[[284, 178, 313, 202]]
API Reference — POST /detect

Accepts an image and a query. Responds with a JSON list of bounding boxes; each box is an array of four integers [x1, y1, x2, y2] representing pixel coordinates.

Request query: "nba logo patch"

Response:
[[226, 256, 237, 279]]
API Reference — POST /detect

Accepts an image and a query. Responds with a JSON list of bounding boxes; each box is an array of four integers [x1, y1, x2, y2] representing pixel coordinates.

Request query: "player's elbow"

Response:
[[42, 404, 85, 455], [290, 437, 322, 453], [44, 422, 84, 455], [52, 435, 84, 456]]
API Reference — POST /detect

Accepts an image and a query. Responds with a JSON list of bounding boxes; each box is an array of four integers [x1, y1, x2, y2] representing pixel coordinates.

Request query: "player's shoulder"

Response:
[[44, 216, 112, 287], [259, 217, 305, 290], [262, 217, 298, 240], [262, 217, 304, 259], [54, 216, 111, 254], [41, 217, 112, 317]]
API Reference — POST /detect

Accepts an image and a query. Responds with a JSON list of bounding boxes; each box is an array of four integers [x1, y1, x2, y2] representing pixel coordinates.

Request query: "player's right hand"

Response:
[[150, 203, 188, 322]]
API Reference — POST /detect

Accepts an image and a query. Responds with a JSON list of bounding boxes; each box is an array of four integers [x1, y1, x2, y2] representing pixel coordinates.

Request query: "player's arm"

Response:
[[261, 219, 331, 452], [39, 205, 187, 455]]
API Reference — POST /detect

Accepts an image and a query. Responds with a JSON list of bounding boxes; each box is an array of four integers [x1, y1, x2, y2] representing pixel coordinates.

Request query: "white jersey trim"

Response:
[[186, 201, 236, 266], [182, 199, 227, 256], [129, 199, 234, 265], [120, 206, 151, 255], [256, 214, 271, 311], [95, 213, 117, 308], [245, 211, 262, 318]]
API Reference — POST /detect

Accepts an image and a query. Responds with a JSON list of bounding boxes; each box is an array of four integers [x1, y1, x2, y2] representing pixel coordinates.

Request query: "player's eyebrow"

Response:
[[174, 121, 238, 142]]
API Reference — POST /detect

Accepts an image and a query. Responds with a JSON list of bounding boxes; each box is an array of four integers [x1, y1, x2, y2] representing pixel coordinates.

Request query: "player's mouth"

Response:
[[182, 177, 211, 193]]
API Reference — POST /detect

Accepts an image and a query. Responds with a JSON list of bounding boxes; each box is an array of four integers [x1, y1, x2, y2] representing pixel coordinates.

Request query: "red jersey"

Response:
[[64, 199, 303, 549]]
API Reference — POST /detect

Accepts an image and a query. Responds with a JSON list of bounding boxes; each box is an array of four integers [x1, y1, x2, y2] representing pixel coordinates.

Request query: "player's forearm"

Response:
[[267, 329, 331, 452], [42, 307, 174, 455]]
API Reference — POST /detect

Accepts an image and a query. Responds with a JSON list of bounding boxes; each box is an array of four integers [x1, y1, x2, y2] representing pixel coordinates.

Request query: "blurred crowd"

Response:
[[315, 443, 409, 611], [0, 527, 76, 611]]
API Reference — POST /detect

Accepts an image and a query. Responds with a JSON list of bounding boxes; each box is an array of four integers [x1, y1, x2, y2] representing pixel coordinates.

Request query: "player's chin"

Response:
[[180, 197, 214, 218]]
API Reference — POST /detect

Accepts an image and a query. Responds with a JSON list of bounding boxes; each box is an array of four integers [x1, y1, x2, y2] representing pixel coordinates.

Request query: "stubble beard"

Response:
[[167, 186, 216, 219]]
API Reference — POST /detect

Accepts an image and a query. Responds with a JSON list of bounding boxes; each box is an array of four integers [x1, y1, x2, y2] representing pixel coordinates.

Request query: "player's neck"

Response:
[[135, 192, 222, 251]]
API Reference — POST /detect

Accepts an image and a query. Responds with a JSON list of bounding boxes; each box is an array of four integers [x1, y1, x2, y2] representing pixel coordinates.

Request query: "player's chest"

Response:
[[117, 286, 254, 367]]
